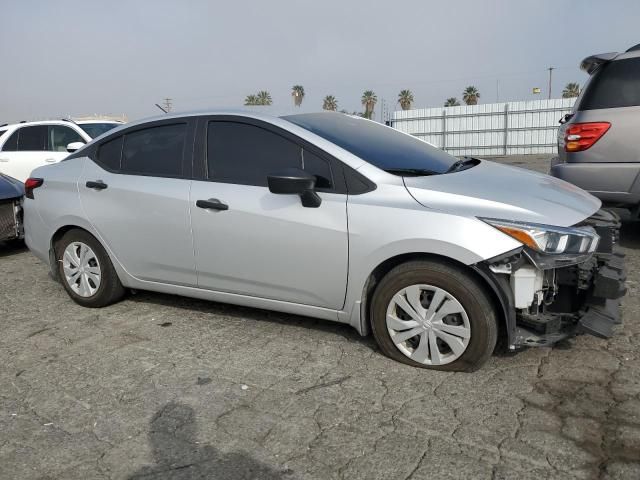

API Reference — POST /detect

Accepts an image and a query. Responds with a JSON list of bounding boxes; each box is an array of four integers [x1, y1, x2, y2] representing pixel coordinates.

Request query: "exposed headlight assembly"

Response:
[[481, 218, 599, 269]]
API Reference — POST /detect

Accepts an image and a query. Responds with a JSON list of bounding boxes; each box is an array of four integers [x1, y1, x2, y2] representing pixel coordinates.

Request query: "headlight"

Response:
[[481, 218, 599, 269]]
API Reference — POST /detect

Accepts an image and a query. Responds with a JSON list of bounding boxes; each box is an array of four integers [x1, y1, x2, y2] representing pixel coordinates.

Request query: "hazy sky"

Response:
[[1, 0, 639, 123]]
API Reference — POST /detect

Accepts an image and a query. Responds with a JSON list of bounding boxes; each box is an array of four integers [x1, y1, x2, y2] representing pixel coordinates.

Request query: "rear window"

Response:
[[283, 113, 457, 174], [80, 122, 120, 138], [579, 57, 640, 110]]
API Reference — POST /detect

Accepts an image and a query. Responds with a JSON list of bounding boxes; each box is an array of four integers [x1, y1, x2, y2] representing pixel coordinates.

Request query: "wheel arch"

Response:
[[358, 252, 511, 349]]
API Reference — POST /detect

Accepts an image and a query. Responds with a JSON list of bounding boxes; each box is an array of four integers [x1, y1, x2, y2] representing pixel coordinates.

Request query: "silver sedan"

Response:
[[23, 111, 625, 371]]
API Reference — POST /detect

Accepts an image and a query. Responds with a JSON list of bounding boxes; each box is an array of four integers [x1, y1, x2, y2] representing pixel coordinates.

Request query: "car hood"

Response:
[[403, 160, 600, 227], [0, 174, 24, 200]]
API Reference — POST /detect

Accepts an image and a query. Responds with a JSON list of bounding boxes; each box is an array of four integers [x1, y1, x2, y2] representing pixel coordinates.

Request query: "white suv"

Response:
[[0, 120, 122, 182]]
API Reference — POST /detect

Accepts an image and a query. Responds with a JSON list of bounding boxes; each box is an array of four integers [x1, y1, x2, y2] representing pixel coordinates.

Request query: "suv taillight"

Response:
[[24, 177, 43, 199], [565, 122, 611, 152]]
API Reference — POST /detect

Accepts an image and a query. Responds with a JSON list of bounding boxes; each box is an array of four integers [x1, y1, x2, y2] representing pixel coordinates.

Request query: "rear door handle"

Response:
[[196, 198, 228, 211], [45, 158, 57, 163], [86, 180, 108, 190], [0, 158, 9, 162]]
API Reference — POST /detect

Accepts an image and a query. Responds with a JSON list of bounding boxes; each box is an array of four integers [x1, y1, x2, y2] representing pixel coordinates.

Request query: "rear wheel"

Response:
[[370, 260, 498, 372], [55, 229, 125, 307]]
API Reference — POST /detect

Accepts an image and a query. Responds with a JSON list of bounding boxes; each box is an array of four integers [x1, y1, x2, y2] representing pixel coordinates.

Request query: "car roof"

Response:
[[76, 120, 124, 125], [0, 119, 83, 129], [581, 43, 640, 74]]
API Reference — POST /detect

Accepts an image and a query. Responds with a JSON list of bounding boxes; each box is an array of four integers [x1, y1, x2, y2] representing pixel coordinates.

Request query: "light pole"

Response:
[[547, 67, 554, 100]]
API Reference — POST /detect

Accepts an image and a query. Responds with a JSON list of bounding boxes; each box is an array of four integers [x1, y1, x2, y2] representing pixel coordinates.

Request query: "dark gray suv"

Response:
[[550, 44, 640, 214]]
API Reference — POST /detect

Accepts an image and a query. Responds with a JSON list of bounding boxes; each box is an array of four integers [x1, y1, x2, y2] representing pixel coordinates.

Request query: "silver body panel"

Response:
[[24, 110, 601, 334]]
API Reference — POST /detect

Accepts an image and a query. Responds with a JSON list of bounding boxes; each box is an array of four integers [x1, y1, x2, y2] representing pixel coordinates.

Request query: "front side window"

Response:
[[48, 125, 84, 152], [97, 136, 123, 170], [207, 122, 302, 187], [120, 124, 186, 177], [579, 58, 640, 110]]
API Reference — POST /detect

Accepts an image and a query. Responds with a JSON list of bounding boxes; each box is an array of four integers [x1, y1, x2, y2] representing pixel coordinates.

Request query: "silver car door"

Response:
[[190, 118, 348, 309], [79, 120, 197, 286]]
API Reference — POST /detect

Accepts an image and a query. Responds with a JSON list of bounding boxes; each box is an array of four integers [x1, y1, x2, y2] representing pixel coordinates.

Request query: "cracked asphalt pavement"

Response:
[[1, 155, 639, 479]]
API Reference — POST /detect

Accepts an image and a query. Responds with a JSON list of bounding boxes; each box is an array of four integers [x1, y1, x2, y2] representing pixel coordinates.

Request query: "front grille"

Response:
[[0, 200, 18, 241]]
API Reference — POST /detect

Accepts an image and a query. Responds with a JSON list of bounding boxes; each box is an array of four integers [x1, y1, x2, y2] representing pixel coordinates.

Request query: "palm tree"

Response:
[[361, 90, 377, 119], [323, 95, 338, 111], [444, 97, 460, 107], [462, 86, 480, 105], [244, 94, 259, 106], [398, 89, 414, 110], [256, 91, 272, 106], [292, 85, 305, 107], [562, 82, 581, 98]]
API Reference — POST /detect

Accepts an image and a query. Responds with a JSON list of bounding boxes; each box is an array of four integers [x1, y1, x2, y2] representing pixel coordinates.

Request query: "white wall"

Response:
[[391, 98, 576, 156]]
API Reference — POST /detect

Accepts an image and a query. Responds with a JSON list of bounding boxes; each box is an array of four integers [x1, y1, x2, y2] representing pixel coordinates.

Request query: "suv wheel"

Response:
[[370, 260, 498, 372], [55, 229, 125, 307]]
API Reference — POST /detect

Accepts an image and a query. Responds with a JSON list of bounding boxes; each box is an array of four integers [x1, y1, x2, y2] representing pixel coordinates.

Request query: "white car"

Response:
[[0, 119, 122, 182]]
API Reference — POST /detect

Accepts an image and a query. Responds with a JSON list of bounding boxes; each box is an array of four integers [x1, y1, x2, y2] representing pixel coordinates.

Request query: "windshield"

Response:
[[79, 122, 120, 138], [283, 112, 458, 174]]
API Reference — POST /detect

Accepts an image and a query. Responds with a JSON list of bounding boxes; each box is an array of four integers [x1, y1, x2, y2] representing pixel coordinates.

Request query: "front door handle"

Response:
[[45, 158, 57, 163], [196, 198, 228, 211], [0, 158, 9, 162], [86, 180, 108, 190]]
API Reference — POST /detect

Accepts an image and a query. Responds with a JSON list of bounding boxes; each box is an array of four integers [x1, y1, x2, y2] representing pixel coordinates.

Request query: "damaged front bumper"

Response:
[[0, 198, 23, 242], [477, 209, 626, 349]]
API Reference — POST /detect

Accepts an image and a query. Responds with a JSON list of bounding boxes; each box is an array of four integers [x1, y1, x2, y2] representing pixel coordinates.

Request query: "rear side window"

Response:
[[207, 122, 301, 187], [4, 126, 48, 151], [1, 130, 18, 151], [580, 58, 640, 110], [48, 125, 84, 152], [120, 124, 186, 177], [97, 136, 123, 170]]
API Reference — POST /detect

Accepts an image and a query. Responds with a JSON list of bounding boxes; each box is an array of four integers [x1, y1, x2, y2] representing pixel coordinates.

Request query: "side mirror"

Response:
[[66, 141, 85, 153], [267, 167, 322, 208]]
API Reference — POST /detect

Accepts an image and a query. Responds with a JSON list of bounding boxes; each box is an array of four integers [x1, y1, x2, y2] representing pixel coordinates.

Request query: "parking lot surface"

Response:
[[1, 155, 639, 479]]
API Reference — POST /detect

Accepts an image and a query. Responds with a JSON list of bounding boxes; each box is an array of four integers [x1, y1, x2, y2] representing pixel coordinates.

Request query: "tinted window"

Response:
[[303, 149, 332, 189], [48, 125, 84, 152], [284, 113, 457, 173], [1, 130, 18, 151], [17, 126, 48, 151], [80, 123, 120, 138], [580, 58, 640, 110], [207, 122, 301, 186], [97, 136, 123, 170], [121, 124, 186, 176]]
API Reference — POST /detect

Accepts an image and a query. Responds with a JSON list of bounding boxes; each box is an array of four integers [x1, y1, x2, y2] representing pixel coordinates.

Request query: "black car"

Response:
[[0, 173, 24, 242]]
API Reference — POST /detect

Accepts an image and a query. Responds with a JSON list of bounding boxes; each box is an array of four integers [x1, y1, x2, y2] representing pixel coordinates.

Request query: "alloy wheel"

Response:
[[386, 284, 471, 365]]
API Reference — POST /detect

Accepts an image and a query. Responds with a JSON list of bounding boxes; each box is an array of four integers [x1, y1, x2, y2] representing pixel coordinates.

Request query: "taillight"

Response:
[[564, 122, 611, 152], [24, 177, 43, 199]]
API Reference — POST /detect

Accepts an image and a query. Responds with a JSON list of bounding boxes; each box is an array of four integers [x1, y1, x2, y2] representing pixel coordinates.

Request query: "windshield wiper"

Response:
[[384, 168, 438, 177], [446, 157, 479, 173]]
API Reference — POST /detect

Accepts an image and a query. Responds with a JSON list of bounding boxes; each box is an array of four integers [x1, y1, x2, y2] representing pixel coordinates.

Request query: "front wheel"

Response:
[[370, 260, 498, 372], [55, 229, 125, 308]]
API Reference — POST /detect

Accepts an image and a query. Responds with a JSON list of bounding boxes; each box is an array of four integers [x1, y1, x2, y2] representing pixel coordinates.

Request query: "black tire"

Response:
[[370, 260, 498, 372], [55, 229, 125, 308]]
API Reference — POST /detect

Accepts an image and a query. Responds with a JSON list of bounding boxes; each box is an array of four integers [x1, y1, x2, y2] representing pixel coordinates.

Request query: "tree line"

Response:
[[243, 82, 582, 116]]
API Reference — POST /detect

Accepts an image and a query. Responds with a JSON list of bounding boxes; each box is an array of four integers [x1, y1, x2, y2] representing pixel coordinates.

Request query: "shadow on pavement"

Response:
[[619, 221, 640, 249], [0, 239, 27, 258], [129, 402, 290, 479], [128, 289, 375, 349]]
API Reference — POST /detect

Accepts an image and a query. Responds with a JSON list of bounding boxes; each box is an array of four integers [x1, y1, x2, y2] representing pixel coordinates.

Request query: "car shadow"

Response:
[[619, 220, 640, 249], [127, 289, 377, 350], [0, 239, 27, 258], [128, 401, 291, 479]]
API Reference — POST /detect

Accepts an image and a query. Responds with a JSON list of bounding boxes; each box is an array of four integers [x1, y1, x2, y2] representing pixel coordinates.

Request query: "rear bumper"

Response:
[[550, 158, 640, 205], [513, 209, 626, 347]]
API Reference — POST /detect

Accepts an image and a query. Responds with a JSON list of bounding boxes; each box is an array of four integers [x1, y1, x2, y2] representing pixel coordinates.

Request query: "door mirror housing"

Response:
[[268, 167, 322, 208], [66, 141, 85, 153]]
